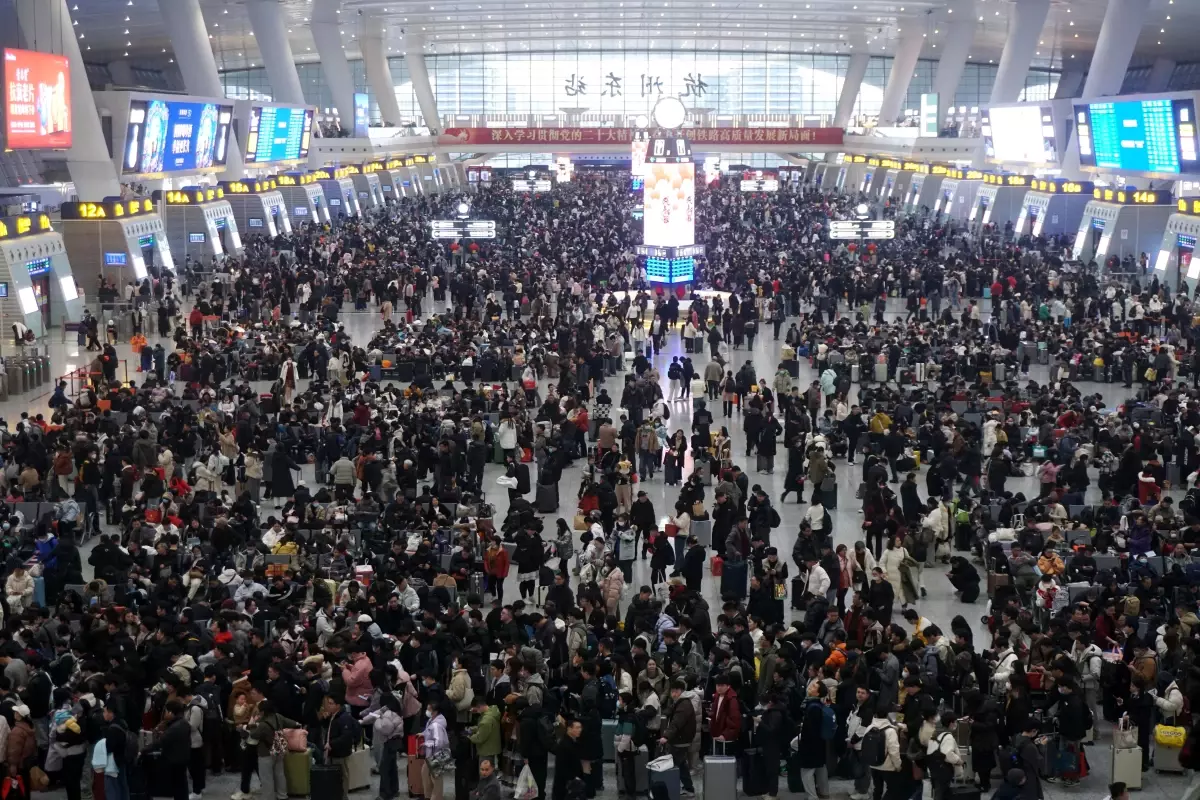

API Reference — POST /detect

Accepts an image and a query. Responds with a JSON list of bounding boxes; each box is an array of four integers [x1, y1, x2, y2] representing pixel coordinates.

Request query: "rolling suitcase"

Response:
[[720, 558, 748, 598], [618, 749, 650, 796], [407, 757, 426, 794], [311, 764, 344, 798], [821, 477, 837, 510], [536, 482, 559, 513], [949, 780, 981, 800], [347, 747, 372, 791], [702, 755, 737, 800], [1111, 746, 1142, 789], [740, 741, 769, 797], [602, 719, 619, 762], [851, 363, 860, 383], [284, 751, 311, 796], [648, 754, 681, 800], [874, 361, 888, 383], [994, 362, 1006, 382], [791, 576, 806, 609], [692, 518, 712, 547], [1157, 741, 1183, 773]]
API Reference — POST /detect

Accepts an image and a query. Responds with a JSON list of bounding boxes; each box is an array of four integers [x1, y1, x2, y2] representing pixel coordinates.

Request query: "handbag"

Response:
[[1114, 717, 1138, 749], [773, 582, 786, 600], [1156, 724, 1187, 748], [284, 727, 308, 752], [427, 747, 453, 777]]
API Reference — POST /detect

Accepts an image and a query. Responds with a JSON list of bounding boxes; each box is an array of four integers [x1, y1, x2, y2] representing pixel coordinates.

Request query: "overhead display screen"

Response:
[[983, 105, 1056, 165], [123, 98, 233, 175], [643, 161, 696, 248], [4, 49, 71, 149], [244, 106, 313, 164], [1075, 98, 1200, 175]]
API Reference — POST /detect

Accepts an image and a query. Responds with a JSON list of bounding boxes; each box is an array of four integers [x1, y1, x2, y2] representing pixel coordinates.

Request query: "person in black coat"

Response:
[[517, 700, 552, 800], [159, 700, 195, 800], [680, 537, 705, 592], [757, 693, 792, 798], [948, 557, 981, 603], [780, 437, 807, 502], [551, 719, 585, 800]]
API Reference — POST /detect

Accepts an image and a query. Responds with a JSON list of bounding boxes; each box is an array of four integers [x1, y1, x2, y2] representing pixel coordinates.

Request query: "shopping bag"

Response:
[[1157, 724, 1187, 748], [515, 765, 539, 800]]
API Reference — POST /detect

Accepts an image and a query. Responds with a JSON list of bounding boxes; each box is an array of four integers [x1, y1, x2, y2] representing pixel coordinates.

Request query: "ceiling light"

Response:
[[123, 28, 128, 33]]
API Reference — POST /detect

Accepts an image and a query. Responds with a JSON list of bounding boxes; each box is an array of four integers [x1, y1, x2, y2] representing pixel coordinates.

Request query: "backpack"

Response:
[[769, 507, 781, 528], [661, 404, 670, 421], [597, 679, 619, 719], [861, 725, 890, 767]]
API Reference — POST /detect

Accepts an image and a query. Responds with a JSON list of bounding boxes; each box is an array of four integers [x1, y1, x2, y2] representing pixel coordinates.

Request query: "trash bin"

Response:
[[7, 361, 22, 395], [21, 359, 36, 390]]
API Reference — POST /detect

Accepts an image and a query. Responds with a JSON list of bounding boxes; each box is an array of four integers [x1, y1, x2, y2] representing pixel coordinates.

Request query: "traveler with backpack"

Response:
[[862, 705, 901, 800], [923, 712, 964, 800], [247, 699, 301, 800], [657, 680, 697, 798], [796, 682, 835, 800]]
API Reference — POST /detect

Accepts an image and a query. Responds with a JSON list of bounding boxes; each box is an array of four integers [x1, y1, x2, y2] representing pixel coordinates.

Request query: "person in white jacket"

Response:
[[497, 418, 518, 460], [927, 712, 965, 798], [803, 557, 831, 601], [865, 707, 902, 799]]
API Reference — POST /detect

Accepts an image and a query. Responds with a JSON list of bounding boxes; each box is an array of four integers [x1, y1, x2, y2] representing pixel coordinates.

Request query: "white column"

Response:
[[1081, 0, 1150, 98], [1053, 67, 1086, 99], [1147, 57, 1176, 92], [405, 34, 442, 133], [246, 0, 306, 105], [311, 0, 357, 128], [1061, 0, 1151, 178], [932, 17, 976, 131], [15, 0, 120, 198], [833, 52, 870, 128], [157, 0, 244, 179], [107, 60, 135, 87], [877, 27, 924, 126], [989, 0, 1050, 104], [363, 19, 404, 126]]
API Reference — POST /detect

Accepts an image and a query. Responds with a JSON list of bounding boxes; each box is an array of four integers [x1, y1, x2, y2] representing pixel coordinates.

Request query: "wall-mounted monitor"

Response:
[[123, 98, 233, 175], [1075, 97, 1200, 175], [983, 104, 1057, 166], [243, 105, 314, 164]]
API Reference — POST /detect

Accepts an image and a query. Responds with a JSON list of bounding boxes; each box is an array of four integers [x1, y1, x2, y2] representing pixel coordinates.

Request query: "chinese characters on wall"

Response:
[[563, 72, 708, 99]]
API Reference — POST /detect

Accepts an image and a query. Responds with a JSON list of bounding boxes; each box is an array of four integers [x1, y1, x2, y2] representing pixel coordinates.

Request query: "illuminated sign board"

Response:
[[1092, 187, 1173, 205], [430, 220, 497, 239], [0, 213, 52, 240], [123, 98, 233, 175], [3, 49, 71, 149], [154, 187, 226, 205], [60, 198, 156, 220], [1029, 178, 1092, 194], [1076, 98, 1200, 175], [243, 105, 313, 164], [219, 180, 278, 194]]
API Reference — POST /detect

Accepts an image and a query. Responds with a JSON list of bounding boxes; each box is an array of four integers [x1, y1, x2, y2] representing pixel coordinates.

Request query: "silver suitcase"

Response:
[[851, 363, 860, 383], [1157, 742, 1184, 773], [995, 362, 1006, 382], [618, 749, 650, 795], [1112, 746, 1142, 789], [602, 718, 618, 762], [874, 362, 888, 383], [702, 755, 737, 800]]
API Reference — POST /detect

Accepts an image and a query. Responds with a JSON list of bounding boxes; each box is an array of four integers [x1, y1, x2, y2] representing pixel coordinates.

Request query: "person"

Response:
[[1012, 719, 1043, 800], [846, 684, 875, 800], [158, 700, 194, 800], [658, 680, 696, 797], [797, 681, 831, 800], [467, 696, 502, 768], [865, 705, 901, 800], [248, 699, 300, 800], [471, 758, 502, 800], [321, 694, 358, 800], [421, 701, 450, 800], [367, 693, 406, 800], [708, 675, 741, 752], [926, 712, 964, 800], [551, 718, 584, 800]]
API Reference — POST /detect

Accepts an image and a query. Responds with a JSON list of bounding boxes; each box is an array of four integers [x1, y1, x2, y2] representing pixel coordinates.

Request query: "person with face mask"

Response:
[[233, 572, 267, 611], [420, 702, 450, 800]]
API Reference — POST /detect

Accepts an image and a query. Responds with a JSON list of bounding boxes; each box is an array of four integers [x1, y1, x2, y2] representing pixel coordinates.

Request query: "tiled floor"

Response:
[[22, 300, 1194, 800]]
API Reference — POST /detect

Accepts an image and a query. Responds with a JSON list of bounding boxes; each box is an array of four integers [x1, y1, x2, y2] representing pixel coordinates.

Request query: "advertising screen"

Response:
[[123, 98, 233, 175], [984, 105, 1056, 165], [920, 93, 939, 137], [643, 161, 695, 248], [1075, 98, 1200, 175], [353, 92, 369, 137], [4, 49, 71, 149], [244, 106, 313, 164]]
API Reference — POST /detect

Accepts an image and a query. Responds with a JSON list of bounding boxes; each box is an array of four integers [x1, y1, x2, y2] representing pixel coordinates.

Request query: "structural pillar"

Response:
[[246, 0, 306, 105], [932, 16, 976, 132], [158, 0, 244, 179], [1062, 0, 1151, 178], [1146, 57, 1176, 92], [107, 59, 135, 87], [1081, 0, 1150, 98], [1053, 67, 1086, 99], [405, 34, 442, 134], [362, 19, 404, 126], [311, 0, 357, 128], [15, 0, 120, 198], [833, 52, 870, 128], [877, 26, 925, 126], [989, 0, 1050, 104]]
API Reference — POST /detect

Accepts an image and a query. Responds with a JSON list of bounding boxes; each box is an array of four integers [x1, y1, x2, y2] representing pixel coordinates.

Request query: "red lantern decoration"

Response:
[[469, 243, 479, 252], [847, 243, 857, 253], [449, 243, 459, 252]]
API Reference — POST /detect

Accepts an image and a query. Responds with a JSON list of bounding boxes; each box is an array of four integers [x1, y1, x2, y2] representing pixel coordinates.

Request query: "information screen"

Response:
[[984, 105, 1056, 165], [3, 49, 71, 149], [244, 106, 313, 164], [1075, 98, 1200, 174], [643, 161, 696, 248], [123, 98, 233, 175], [353, 92, 369, 137]]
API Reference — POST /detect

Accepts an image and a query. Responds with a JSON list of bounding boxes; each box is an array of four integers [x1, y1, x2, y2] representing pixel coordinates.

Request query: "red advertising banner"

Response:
[[438, 126, 843, 147], [4, 49, 72, 150]]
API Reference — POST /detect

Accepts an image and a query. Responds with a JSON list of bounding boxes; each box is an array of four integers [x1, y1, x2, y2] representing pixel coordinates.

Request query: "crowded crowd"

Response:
[[0, 169, 1195, 800]]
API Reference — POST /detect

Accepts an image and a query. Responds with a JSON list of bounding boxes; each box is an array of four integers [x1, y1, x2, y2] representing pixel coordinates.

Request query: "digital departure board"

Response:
[[1075, 98, 1200, 175], [243, 105, 314, 164]]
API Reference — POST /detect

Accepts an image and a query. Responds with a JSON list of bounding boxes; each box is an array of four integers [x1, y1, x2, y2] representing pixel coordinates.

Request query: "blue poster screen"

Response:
[[244, 106, 314, 164], [1076, 98, 1200, 175], [123, 98, 232, 175], [353, 92, 369, 137]]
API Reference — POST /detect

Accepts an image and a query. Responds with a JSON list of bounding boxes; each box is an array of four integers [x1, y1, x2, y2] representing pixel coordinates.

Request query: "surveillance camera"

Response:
[[357, 8, 363, 14]]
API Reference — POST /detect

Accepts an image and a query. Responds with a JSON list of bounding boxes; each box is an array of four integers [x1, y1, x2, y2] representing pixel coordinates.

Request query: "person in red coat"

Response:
[[709, 674, 742, 752]]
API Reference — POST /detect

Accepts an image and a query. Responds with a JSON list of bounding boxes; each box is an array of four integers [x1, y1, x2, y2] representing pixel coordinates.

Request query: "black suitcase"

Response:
[[741, 745, 769, 796], [536, 483, 559, 513], [311, 764, 343, 798], [791, 576, 805, 609], [720, 558, 748, 598]]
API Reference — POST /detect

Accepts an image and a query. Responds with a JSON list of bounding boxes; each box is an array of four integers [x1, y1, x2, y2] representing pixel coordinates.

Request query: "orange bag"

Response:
[[96, 399, 112, 412]]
